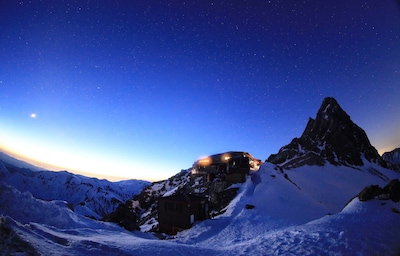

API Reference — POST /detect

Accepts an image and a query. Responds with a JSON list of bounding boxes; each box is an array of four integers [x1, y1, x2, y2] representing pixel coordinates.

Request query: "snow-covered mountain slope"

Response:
[[209, 199, 400, 255], [1, 162, 399, 255], [113, 154, 400, 234], [0, 156, 150, 219], [175, 162, 400, 243]]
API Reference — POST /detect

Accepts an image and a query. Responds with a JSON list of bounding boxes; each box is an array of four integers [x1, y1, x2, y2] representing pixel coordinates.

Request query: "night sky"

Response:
[[1, 1, 400, 181]]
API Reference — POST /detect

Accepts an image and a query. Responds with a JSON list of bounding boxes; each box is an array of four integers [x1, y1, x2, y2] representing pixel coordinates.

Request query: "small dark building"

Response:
[[158, 194, 209, 235], [191, 151, 256, 183]]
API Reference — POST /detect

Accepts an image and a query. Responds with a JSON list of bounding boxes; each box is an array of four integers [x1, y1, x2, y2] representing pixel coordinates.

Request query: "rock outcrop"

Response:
[[382, 148, 400, 170], [358, 179, 400, 202]]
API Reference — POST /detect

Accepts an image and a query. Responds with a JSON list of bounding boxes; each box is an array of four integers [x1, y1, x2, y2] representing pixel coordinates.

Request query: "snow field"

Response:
[[1, 160, 400, 255]]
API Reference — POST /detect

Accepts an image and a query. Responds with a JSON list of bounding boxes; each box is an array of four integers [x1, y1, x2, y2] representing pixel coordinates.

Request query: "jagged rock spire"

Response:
[[267, 97, 386, 168]]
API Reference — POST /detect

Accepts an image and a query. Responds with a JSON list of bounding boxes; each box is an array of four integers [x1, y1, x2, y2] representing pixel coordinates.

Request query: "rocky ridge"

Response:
[[267, 97, 387, 169]]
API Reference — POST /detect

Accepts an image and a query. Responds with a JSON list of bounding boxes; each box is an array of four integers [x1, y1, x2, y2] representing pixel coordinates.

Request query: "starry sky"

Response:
[[1, 0, 400, 181]]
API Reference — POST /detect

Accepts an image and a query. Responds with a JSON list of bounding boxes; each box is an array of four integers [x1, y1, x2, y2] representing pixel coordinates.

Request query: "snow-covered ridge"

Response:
[[174, 163, 400, 255], [0, 154, 150, 220]]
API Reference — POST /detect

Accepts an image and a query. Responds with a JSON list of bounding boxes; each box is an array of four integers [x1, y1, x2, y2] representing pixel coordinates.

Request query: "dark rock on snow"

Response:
[[358, 179, 400, 202]]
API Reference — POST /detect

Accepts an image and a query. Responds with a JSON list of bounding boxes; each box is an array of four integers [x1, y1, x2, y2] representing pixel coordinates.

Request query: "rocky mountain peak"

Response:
[[302, 97, 350, 138], [267, 97, 386, 168]]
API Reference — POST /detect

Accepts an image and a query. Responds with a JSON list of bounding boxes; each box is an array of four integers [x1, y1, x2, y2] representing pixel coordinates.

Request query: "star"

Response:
[[0, 1, 399, 181]]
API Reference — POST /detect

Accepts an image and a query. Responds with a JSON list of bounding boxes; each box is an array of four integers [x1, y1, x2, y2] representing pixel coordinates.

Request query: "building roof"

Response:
[[159, 193, 207, 203]]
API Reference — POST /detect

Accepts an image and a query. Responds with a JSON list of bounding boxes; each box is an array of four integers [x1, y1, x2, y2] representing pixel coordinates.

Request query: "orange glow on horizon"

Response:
[[0, 146, 132, 181], [0, 145, 162, 182]]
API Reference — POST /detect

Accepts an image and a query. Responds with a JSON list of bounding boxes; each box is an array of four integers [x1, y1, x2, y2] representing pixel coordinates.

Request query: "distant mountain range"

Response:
[[0, 97, 399, 255], [0, 159, 149, 220]]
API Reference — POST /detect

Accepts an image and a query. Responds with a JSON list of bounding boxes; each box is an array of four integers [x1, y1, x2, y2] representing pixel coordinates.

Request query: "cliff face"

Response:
[[267, 97, 386, 169]]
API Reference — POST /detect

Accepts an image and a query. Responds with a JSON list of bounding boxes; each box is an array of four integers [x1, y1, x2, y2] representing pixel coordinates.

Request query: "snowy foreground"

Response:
[[1, 162, 400, 255]]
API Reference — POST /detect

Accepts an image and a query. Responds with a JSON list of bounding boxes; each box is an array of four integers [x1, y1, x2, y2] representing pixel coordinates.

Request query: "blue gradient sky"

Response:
[[1, 1, 400, 181]]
